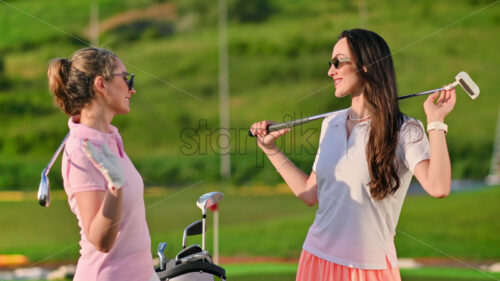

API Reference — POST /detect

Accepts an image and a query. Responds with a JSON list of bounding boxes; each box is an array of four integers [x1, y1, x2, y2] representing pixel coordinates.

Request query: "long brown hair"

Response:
[[47, 47, 117, 116], [339, 29, 404, 200]]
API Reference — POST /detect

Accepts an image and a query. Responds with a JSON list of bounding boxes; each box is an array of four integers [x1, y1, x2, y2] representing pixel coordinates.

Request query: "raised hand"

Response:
[[424, 87, 457, 123], [82, 140, 126, 191]]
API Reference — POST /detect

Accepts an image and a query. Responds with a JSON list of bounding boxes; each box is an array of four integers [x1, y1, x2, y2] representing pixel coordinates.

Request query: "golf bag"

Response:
[[156, 251, 226, 281], [155, 192, 226, 281]]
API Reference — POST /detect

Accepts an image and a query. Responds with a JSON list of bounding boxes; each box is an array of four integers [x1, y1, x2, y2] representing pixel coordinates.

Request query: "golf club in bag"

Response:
[[156, 192, 225, 281], [248, 71, 480, 136]]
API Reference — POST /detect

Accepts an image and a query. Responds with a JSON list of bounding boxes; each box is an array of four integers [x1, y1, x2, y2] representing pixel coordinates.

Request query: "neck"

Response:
[[349, 94, 370, 120], [80, 101, 114, 133]]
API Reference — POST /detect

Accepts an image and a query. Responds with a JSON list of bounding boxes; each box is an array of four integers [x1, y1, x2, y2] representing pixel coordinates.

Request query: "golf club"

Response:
[[182, 220, 203, 249], [157, 242, 167, 271], [248, 71, 480, 137], [178, 251, 213, 264], [37, 132, 70, 207], [196, 192, 224, 251]]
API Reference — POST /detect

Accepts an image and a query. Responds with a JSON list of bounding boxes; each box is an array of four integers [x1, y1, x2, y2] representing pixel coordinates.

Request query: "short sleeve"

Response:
[[312, 117, 330, 172], [399, 119, 430, 173], [312, 150, 320, 172], [66, 147, 107, 194]]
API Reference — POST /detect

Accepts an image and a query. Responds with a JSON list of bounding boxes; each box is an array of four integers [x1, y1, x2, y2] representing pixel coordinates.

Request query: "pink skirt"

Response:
[[296, 250, 401, 281]]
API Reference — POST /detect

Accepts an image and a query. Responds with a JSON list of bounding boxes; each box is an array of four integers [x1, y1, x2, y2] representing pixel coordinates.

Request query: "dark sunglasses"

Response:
[[328, 57, 351, 69], [111, 72, 135, 91]]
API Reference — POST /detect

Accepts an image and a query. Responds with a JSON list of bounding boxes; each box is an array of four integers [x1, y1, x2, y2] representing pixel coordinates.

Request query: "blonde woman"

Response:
[[48, 47, 159, 281]]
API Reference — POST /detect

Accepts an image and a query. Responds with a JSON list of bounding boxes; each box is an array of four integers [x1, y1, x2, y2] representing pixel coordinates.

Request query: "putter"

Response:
[[248, 71, 480, 136], [398, 71, 479, 100], [38, 132, 70, 207], [157, 242, 167, 271], [196, 192, 224, 251], [182, 220, 203, 249]]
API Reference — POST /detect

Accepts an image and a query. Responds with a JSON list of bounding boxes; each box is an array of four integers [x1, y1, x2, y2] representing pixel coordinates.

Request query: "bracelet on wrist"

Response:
[[277, 158, 289, 173], [427, 121, 448, 134]]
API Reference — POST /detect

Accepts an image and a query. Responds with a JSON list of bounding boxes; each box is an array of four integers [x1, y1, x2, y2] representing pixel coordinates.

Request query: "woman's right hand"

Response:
[[250, 120, 290, 151]]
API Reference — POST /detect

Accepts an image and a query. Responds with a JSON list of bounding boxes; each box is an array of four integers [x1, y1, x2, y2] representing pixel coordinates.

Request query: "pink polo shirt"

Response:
[[61, 116, 155, 281], [304, 109, 430, 270]]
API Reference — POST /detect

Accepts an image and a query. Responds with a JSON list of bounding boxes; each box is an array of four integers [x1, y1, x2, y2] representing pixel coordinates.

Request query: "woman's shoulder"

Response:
[[65, 121, 121, 157], [399, 114, 426, 144], [400, 114, 424, 129], [65, 133, 105, 159]]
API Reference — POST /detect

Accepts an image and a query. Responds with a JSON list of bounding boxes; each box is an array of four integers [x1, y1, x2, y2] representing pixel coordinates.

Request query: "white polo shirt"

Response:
[[303, 108, 430, 270]]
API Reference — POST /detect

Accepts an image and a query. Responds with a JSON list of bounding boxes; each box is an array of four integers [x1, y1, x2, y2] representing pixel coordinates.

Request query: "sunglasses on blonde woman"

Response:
[[328, 57, 351, 69], [111, 72, 135, 90]]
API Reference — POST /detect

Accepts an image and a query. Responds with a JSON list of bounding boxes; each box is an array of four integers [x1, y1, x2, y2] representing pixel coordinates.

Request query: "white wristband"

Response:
[[427, 121, 448, 134]]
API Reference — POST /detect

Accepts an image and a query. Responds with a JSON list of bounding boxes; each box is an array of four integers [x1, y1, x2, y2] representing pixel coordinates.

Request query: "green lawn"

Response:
[[0, 185, 498, 264], [26, 266, 500, 281], [395, 186, 500, 259], [224, 264, 500, 280]]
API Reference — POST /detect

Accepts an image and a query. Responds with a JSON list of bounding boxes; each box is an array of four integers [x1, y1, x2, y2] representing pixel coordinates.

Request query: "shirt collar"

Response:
[[327, 108, 349, 128], [68, 116, 124, 157]]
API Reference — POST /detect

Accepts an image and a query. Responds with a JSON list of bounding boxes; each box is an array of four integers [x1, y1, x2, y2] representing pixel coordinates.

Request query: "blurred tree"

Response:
[[339, 0, 357, 12], [0, 56, 9, 89], [175, 0, 218, 28], [229, 0, 276, 23]]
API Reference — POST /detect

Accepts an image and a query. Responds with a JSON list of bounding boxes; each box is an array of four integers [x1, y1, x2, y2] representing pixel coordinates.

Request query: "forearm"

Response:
[[426, 130, 451, 197], [87, 190, 123, 252], [262, 146, 317, 206], [420, 88, 456, 198]]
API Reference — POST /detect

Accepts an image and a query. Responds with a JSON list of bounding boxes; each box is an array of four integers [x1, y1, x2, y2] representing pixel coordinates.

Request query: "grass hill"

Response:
[[0, 0, 499, 189]]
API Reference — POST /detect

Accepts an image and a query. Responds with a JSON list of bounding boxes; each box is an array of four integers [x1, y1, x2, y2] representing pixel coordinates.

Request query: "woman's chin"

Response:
[[116, 108, 130, 115], [334, 89, 347, 98]]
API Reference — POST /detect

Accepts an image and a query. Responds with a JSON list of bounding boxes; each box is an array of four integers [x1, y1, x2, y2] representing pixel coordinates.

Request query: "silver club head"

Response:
[[37, 132, 69, 207], [38, 169, 50, 207], [196, 191, 224, 213], [157, 242, 167, 271], [183, 220, 203, 249], [455, 71, 480, 100], [196, 191, 224, 251]]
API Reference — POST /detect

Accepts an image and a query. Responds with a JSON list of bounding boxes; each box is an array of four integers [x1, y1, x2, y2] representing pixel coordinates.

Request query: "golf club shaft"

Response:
[[44, 132, 70, 174], [37, 132, 69, 207], [397, 87, 445, 100], [202, 212, 206, 251], [266, 111, 334, 132], [248, 87, 445, 137]]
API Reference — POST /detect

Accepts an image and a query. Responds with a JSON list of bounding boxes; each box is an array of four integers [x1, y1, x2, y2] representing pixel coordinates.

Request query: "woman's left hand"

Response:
[[423, 87, 456, 123], [82, 140, 126, 191]]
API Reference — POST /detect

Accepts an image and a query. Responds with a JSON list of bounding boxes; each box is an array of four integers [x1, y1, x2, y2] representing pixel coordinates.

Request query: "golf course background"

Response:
[[0, 0, 499, 280], [0, 0, 499, 189]]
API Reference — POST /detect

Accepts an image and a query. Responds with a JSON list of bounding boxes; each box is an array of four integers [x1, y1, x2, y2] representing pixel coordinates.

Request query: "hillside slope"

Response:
[[0, 0, 498, 189]]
